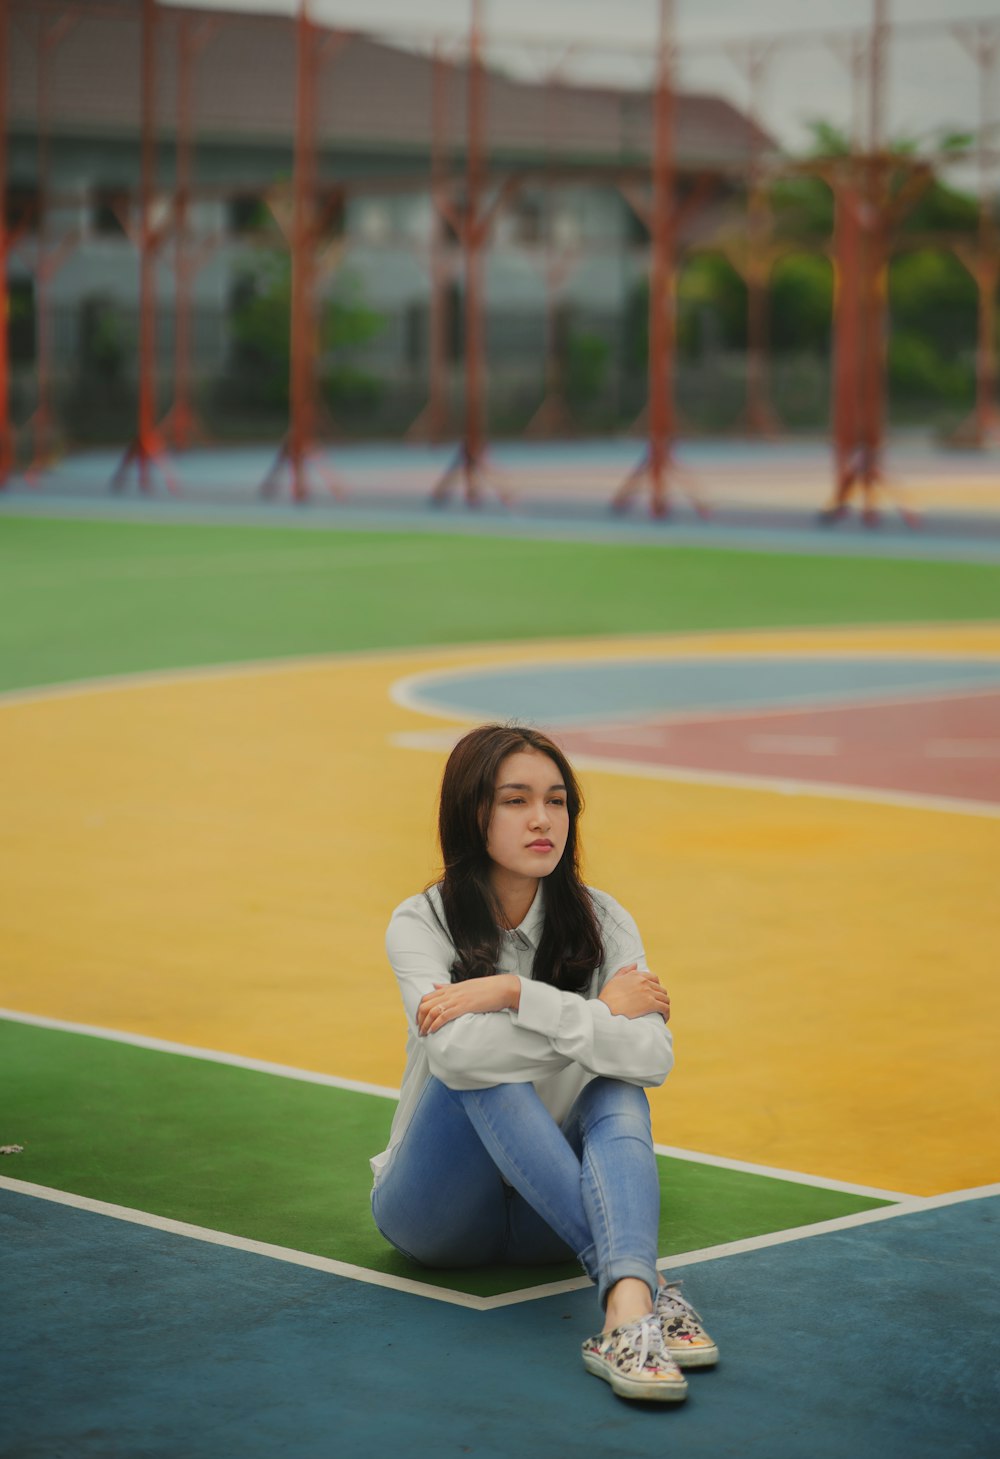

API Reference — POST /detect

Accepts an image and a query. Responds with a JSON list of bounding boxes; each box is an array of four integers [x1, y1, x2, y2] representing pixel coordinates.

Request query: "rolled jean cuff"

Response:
[[578, 1240, 599, 1285], [598, 1260, 658, 1312]]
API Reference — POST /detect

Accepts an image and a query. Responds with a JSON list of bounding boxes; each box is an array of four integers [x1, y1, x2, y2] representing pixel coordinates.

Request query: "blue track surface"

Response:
[[4, 438, 1000, 563], [4, 1189, 997, 1459]]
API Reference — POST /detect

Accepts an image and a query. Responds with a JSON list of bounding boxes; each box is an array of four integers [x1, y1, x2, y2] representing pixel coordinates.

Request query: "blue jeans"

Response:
[[371, 1075, 660, 1309]]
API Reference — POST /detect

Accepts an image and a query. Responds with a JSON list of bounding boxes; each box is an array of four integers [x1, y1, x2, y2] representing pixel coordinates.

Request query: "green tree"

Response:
[[229, 253, 385, 415], [676, 254, 747, 357], [769, 253, 833, 353]]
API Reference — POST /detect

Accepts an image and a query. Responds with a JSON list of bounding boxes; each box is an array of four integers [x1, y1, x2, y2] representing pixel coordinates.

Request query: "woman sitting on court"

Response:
[[370, 723, 718, 1402]]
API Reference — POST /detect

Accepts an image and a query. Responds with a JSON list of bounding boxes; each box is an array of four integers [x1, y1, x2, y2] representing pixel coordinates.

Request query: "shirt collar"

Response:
[[511, 881, 546, 949]]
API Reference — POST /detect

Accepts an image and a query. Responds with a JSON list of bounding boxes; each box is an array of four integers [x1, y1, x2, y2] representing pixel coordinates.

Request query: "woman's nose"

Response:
[[529, 802, 550, 828]]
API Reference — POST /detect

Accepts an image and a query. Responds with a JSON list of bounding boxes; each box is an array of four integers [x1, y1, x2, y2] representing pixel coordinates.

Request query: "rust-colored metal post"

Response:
[[952, 21, 1000, 447], [460, 0, 486, 501], [112, 0, 176, 493], [0, 0, 11, 484], [25, 9, 81, 482], [287, 0, 317, 502], [260, 5, 348, 502], [823, 0, 890, 523], [524, 46, 579, 439], [645, 0, 676, 516], [830, 166, 862, 495], [137, 0, 162, 488], [431, 0, 499, 506], [167, 14, 218, 451], [426, 43, 453, 444], [613, 0, 683, 517], [31, 14, 58, 474], [734, 39, 781, 437], [406, 41, 453, 444], [857, 0, 888, 509], [847, 0, 890, 521]]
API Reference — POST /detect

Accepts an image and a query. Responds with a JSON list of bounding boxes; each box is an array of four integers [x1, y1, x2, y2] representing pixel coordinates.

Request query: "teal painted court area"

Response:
[[3, 1187, 998, 1459]]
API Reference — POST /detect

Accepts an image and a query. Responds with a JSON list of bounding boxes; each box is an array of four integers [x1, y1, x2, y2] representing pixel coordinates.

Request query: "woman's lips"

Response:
[[528, 841, 554, 850]]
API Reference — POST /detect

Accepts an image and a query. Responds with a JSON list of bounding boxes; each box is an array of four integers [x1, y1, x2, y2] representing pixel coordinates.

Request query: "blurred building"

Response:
[[6, 2, 773, 439]]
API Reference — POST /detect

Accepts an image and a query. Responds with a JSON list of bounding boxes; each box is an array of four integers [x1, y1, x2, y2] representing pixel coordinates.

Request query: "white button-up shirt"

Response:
[[371, 882, 674, 1181]]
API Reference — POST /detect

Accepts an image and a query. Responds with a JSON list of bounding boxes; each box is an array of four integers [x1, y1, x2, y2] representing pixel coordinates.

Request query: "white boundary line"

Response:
[[0, 1177, 486, 1310], [0, 1008, 914, 1202], [649, 1142, 912, 1202], [4, 1014, 998, 1307], [388, 654, 1000, 731], [389, 735, 1000, 819], [3, 1175, 997, 1312], [387, 655, 1000, 819], [568, 752, 1000, 820], [0, 1008, 400, 1100], [1, 619, 997, 709]]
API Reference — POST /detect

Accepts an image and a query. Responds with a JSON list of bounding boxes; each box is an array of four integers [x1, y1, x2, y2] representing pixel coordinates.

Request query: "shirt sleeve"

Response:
[[514, 894, 674, 1088], [386, 900, 575, 1091]]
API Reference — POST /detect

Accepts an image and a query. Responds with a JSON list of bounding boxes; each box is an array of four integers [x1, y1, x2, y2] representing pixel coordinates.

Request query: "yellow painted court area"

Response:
[[2, 623, 999, 1198]]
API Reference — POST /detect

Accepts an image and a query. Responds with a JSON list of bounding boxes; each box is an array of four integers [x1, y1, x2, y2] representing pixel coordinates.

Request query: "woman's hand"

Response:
[[417, 975, 521, 1036], [598, 963, 671, 1022]]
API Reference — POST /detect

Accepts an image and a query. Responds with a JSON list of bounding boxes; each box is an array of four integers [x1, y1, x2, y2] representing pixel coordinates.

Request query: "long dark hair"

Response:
[[435, 724, 604, 992]]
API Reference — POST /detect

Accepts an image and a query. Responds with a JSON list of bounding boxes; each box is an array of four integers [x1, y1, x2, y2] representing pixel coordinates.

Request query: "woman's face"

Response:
[[485, 749, 570, 884]]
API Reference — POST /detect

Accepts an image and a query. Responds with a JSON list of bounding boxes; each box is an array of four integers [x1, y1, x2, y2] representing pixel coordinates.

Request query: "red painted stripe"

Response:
[[560, 692, 1000, 804]]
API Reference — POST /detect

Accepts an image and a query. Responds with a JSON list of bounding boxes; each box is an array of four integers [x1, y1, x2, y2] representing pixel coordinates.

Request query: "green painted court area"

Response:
[[3, 1021, 890, 1298], [1, 515, 998, 692]]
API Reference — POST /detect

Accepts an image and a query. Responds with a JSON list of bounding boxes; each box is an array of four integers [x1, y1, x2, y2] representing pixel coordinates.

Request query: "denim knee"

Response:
[[577, 1078, 652, 1132]]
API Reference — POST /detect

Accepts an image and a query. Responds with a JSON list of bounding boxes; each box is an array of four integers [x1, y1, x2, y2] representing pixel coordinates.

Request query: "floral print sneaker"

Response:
[[655, 1281, 719, 1368], [581, 1315, 689, 1402]]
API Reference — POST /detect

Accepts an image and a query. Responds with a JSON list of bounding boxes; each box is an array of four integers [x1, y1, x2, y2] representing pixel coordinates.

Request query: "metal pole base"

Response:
[[259, 436, 347, 504], [110, 431, 180, 496], [611, 448, 711, 520], [430, 441, 513, 509]]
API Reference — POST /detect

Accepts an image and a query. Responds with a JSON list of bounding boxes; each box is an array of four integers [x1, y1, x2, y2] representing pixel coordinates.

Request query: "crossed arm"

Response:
[[417, 964, 671, 1035], [387, 896, 674, 1090]]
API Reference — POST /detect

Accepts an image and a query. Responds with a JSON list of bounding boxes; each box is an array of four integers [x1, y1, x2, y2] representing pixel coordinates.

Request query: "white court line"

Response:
[[568, 752, 1000, 819], [0, 1008, 399, 1100], [391, 736, 1000, 818], [0, 1008, 922, 1203], [389, 656, 1000, 734], [1, 623, 997, 710], [649, 1142, 911, 1203], [3, 1175, 997, 1312], [0, 1008, 914, 1202], [3, 1013, 995, 1308], [0, 1177, 487, 1311]]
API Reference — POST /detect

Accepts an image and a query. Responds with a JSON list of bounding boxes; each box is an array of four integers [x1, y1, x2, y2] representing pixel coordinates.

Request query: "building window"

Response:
[[624, 201, 650, 247], [513, 195, 543, 245], [228, 193, 269, 235], [8, 279, 36, 364], [5, 186, 39, 235], [445, 281, 462, 363], [404, 302, 425, 370], [316, 187, 346, 242], [92, 187, 130, 238]]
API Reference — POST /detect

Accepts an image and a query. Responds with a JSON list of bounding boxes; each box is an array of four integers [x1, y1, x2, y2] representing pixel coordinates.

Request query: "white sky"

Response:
[[168, 1, 1000, 177]]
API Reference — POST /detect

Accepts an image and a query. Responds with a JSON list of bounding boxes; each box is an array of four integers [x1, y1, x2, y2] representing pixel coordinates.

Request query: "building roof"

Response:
[[8, 1, 775, 175]]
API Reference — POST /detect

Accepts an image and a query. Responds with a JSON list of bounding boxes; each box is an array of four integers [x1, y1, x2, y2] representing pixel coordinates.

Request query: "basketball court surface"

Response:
[[2, 444, 999, 1456]]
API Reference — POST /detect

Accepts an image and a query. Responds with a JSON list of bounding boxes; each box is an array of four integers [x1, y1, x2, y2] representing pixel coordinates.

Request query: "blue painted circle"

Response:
[[406, 657, 1000, 727]]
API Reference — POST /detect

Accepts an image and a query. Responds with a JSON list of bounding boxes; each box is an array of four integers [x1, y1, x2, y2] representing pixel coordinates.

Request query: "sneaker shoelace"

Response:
[[658, 1280, 702, 1323], [619, 1315, 668, 1372]]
